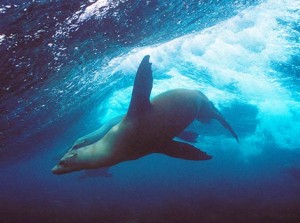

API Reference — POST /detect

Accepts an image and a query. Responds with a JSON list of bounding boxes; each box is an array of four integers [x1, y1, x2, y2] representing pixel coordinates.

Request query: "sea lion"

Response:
[[69, 115, 200, 154], [52, 55, 238, 175], [61, 114, 199, 178]]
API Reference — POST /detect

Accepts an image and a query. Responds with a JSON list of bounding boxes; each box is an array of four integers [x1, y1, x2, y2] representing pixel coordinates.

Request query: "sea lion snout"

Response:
[[51, 152, 79, 174], [51, 164, 64, 175]]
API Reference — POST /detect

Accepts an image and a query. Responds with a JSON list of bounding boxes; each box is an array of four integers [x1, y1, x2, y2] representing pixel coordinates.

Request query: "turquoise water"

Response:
[[0, 0, 300, 222]]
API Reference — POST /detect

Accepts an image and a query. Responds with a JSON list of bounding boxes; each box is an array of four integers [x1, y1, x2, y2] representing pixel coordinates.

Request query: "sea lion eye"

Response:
[[59, 160, 66, 166]]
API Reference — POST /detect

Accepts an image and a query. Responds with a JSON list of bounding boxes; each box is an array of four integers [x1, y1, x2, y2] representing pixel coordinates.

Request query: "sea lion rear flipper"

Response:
[[157, 140, 212, 160], [210, 102, 239, 143], [176, 131, 199, 143], [127, 55, 153, 118]]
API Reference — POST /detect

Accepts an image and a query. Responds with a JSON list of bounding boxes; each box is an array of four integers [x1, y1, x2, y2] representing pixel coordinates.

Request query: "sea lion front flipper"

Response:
[[79, 167, 113, 180], [157, 140, 212, 161], [68, 115, 124, 152], [127, 55, 153, 118]]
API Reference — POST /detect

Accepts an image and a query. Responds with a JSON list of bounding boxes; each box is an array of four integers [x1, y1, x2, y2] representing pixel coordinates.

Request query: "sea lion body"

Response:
[[52, 56, 238, 175], [91, 89, 204, 164]]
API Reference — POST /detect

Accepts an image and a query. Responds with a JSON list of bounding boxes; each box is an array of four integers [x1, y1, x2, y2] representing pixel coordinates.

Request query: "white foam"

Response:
[[0, 34, 5, 44], [77, 0, 128, 23], [78, 0, 109, 22], [101, 0, 300, 153], [53, 0, 128, 43]]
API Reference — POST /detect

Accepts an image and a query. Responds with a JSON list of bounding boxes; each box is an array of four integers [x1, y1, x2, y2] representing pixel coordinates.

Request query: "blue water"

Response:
[[1, 0, 300, 222]]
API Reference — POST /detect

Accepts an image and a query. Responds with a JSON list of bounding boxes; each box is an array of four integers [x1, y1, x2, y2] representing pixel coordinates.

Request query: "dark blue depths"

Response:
[[0, 0, 300, 222]]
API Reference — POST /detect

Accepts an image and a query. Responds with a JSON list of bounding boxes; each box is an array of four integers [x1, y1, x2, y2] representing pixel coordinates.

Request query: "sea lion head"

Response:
[[52, 149, 86, 175]]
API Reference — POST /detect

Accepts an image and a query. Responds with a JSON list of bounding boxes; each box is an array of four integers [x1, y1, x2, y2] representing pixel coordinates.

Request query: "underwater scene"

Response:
[[1, 0, 300, 222]]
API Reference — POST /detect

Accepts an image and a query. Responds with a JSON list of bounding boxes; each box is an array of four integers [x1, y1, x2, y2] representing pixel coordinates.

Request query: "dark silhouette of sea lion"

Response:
[[52, 55, 238, 175]]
